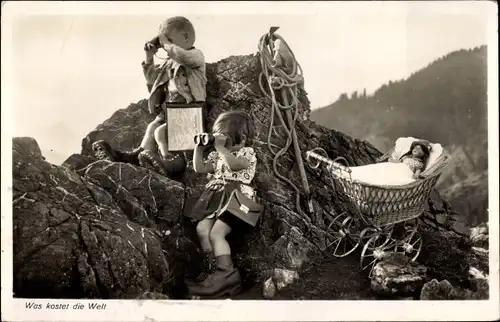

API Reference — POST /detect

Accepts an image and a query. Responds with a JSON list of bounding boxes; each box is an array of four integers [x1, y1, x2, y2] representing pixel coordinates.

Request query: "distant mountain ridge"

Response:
[[311, 45, 488, 225]]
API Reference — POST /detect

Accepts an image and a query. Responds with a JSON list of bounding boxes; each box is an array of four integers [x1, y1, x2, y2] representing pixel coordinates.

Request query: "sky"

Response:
[[3, 2, 491, 164]]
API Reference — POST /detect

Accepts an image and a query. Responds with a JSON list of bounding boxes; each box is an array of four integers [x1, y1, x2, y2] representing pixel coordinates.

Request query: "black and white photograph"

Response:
[[2, 1, 498, 321]]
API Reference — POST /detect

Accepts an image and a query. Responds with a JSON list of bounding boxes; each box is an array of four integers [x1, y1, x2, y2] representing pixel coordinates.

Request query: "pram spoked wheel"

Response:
[[360, 229, 396, 278], [394, 219, 422, 262], [358, 225, 394, 250], [324, 212, 360, 257]]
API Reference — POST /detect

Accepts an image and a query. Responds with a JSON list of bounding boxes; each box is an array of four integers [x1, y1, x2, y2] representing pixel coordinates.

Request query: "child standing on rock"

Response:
[[187, 110, 263, 299], [92, 16, 207, 177]]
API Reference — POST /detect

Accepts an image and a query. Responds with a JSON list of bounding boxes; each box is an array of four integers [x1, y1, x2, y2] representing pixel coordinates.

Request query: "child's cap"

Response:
[[158, 16, 196, 45]]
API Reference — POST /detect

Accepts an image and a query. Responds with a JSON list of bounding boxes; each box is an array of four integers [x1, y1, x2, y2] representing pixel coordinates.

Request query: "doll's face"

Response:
[[159, 28, 192, 50], [412, 145, 425, 158]]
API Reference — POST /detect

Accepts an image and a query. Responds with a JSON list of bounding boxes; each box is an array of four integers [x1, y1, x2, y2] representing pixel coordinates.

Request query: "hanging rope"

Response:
[[258, 27, 313, 218]]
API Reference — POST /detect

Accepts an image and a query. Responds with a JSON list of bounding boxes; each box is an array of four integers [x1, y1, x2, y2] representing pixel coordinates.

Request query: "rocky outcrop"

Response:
[[420, 278, 488, 300], [262, 268, 300, 299], [470, 222, 488, 249], [14, 54, 382, 299], [13, 54, 480, 299], [369, 224, 489, 300], [13, 137, 171, 298], [370, 253, 429, 297], [420, 191, 470, 236]]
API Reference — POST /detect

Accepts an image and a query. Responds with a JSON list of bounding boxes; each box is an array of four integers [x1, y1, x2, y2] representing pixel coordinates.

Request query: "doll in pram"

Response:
[[306, 137, 450, 277]]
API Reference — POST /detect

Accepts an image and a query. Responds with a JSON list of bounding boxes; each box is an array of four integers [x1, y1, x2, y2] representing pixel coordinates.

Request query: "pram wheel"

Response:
[[360, 232, 396, 278], [394, 219, 422, 262], [324, 212, 360, 257], [359, 225, 394, 250]]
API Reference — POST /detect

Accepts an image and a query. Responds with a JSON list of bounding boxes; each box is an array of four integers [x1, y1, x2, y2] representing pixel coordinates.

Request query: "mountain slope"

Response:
[[311, 45, 488, 225]]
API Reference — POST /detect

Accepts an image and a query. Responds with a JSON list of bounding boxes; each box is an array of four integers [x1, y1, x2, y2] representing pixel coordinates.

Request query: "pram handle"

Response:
[[306, 150, 352, 173]]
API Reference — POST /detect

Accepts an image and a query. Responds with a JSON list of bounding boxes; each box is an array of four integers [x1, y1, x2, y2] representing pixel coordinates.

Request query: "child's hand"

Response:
[[144, 45, 159, 62], [412, 170, 423, 180], [213, 134, 228, 150]]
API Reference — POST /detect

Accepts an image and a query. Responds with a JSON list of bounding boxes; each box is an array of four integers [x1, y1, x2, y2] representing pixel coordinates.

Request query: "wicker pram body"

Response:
[[306, 144, 450, 276], [333, 170, 441, 228], [320, 145, 449, 226]]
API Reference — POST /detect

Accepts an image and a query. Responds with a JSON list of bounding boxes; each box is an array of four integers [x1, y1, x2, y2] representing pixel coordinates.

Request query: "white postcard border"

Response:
[[1, 1, 498, 321]]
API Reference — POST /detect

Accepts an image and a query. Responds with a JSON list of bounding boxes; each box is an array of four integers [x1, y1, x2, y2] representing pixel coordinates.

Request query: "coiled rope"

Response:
[[258, 28, 312, 218]]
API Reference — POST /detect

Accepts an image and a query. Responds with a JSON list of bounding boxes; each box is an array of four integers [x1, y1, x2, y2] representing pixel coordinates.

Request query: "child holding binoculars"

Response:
[[91, 16, 207, 177], [187, 110, 262, 299]]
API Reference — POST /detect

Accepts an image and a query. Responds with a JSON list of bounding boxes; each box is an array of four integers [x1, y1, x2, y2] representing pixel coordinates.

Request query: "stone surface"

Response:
[[83, 160, 185, 231], [420, 278, 488, 300], [420, 279, 457, 300], [470, 222, 488, 249], [13, 137, 170, 299], [371, 253, 429, 296], [417, 228, 475, 288], [261, 268, 299, 298], [419, 191, 470, 236], [62, 153, 97, 173], [262, 277, 277, 299], [273, 268, 300, 291]]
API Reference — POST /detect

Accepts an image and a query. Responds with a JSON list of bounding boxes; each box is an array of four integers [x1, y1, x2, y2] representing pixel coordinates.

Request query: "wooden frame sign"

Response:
[[164, 103, 205, 152]]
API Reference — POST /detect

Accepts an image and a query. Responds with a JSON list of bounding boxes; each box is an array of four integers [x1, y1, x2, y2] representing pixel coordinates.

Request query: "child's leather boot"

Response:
[[138, 150, 186, 177], [187, 255, 242, 299], [92, 140, 117, 162], [117, 147, 144, 164], [185, 251, 216, 287]]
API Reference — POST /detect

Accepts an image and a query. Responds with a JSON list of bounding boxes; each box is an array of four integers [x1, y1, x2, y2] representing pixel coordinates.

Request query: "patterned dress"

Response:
[[189, 147, 258, 221], [399, 155, 425, 173]]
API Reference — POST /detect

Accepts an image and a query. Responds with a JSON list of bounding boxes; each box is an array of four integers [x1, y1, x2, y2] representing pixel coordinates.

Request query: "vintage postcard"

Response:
[[1, 1, 499, 321]]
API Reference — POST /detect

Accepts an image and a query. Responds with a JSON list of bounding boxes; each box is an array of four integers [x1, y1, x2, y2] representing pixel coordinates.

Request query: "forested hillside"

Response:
[[311, 45, 488, 225]]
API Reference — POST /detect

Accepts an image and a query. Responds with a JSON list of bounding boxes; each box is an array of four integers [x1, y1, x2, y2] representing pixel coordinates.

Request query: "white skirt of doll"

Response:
[[332, 161, 417, 186]]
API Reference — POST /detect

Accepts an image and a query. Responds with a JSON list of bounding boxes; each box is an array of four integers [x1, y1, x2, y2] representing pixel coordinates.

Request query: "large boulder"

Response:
[[70, 54, 383, 280], [13, 138, 171, 298], [368, 226, 489, 299], [14, 54, 478, 299], [420, 278, 488, 300], [370, 253, 429, 297]]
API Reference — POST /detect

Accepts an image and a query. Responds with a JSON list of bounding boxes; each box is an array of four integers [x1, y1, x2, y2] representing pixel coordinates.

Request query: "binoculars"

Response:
[[194, 133, 215, 146], [144, 36, 162, 51]]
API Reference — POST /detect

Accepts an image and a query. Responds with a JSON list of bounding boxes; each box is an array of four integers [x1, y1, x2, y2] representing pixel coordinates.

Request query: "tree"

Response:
[[338, 93, 348, 101]]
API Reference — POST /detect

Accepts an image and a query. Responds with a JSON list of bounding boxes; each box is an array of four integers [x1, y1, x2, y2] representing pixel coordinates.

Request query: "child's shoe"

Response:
[[187, 255, 242, 299], [116, 147, 144, 165], [197, 251, 216, 282], [92, 140, 117, 162], [185, 251, 216, 287], [92, 140, 144, 165], [138, 150, 187, 177]]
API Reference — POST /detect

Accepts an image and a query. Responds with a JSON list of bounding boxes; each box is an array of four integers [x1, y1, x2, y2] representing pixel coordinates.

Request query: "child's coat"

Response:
[[142, 45, 207, 112]]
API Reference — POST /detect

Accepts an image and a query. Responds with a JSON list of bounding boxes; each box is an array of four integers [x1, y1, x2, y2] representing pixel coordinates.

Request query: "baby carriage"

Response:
[[306, 137, 450, 277]]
